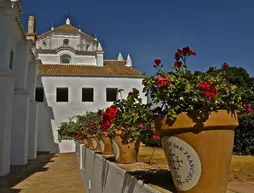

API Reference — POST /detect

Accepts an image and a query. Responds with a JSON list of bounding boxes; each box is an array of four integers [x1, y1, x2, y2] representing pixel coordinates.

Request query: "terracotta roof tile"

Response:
[[39, 61, 145, 78], [37, 24, 96, 41]]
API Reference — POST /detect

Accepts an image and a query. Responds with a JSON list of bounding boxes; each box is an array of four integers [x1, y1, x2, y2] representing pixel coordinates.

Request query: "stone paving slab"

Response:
[[0, 153, 85, 193], [227, 181, 254, 193]]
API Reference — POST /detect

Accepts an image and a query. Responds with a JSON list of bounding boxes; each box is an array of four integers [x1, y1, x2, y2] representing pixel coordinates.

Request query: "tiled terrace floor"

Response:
[[0, 153, 85, 193]]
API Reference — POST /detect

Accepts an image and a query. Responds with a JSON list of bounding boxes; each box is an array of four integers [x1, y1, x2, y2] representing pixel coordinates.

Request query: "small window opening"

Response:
[[9, 49, 14, 71], [60, 54, 71, 64], [63, 39, 69, 46], [35, 87, 44, 102], [106, 88, 118, 102], [56, 88, 68, 102], [82, 88, 94, 102]]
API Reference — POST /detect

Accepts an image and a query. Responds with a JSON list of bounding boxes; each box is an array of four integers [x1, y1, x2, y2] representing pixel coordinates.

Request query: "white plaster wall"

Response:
[[37, 103, 59, 153], [0, 77, 14, 176], [36, 34, 97, 51], [36, 76, 146, 153], [38, 52, 97, 65], [0, 1, 27, 175]]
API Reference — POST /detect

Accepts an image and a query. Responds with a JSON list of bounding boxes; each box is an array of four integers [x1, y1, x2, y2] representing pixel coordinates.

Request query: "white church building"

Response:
[[0, 0, 146, 176], [0, 0, 39, 176], [34, 17, 147, 153]]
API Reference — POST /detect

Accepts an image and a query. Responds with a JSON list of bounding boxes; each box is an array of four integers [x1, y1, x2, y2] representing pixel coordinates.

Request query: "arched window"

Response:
[[63, 39, 69, 46], [86, 44, 90, 51], [60, 54, 71, 64]]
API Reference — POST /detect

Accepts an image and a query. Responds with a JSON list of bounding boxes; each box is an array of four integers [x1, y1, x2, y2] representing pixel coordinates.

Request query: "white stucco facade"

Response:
[[0, 0, 38, 176], [35, 18, 146, 153], [0, 0, 146, 176]]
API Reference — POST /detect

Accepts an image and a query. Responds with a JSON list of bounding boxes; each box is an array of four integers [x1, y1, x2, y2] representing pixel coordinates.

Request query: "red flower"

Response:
[[100, 107, 119, 130], [100, 125, 107, 132], [89, 123, 95, 128], [174, 61, 182, 68], [152, 133, 160, 140], [244, 103, 252, 113], [98, 109, 103, 116], [174, 52, 181, 60], [76, 130, 83, 137], [223, 62, 229, 68], [102, 117, 111, 127], [138, 124, 144, 129], [154, 59, 161, 66], [156, 76, 170, 87], [199, 81, 217, 99], [182, 46, 196, 56], [105, 107, 118, 118], [128, 92, 133, 96]]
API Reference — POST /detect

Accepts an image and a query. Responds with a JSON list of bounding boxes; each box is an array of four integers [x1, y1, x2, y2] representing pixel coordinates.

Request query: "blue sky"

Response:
[[20, 0, 254, 76]]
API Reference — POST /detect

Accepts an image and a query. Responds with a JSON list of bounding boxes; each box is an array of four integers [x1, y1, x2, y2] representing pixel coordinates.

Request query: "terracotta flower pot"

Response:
[[99, 133, 114, 155], [86, 135, 93, 149], [155, 110, 238, 193], [90, 135, 101, 152], [76, 139, 84, 144], [110, 130, 140, 164], [83, 138, 90, 148]]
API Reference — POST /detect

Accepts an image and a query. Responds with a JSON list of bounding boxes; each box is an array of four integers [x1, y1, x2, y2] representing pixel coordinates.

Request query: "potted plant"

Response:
[[58, 115, 86, 144], [96, 109, 114, 155], [83, 111, 101, 152], [142, 46, 244, 193], [103, 88, 154, 163]]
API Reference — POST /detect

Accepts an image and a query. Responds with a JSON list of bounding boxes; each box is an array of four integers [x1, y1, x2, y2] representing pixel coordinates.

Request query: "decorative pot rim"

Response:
[[155, 110, 239, 134]]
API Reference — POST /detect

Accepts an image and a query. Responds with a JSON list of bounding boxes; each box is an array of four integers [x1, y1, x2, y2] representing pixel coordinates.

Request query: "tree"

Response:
[[207, 66, 254, 105]]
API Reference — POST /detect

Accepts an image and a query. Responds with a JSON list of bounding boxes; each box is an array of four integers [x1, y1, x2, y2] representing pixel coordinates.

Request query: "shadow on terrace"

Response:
[[0, 153, 56, 193]]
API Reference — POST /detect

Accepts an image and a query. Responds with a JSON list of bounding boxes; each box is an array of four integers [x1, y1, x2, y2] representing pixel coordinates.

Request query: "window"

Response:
[[35, 87, 44, 102], [60, 54, 71, 64], [63, 39, 69, 46], [56, 88, 68, 102], [86, 44, 90, 51], [82, 88, 94, 102], [9, 49, 14, 71], [106, 88, 118, 102]]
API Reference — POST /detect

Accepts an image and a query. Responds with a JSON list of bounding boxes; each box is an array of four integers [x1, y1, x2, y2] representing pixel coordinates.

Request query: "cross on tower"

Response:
[[65, 8, 70, 19]]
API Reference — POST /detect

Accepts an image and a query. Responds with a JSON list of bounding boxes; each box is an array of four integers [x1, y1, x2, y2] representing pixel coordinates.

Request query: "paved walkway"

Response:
[[0, 153, 85, 193], [227, 181, 254, 193]]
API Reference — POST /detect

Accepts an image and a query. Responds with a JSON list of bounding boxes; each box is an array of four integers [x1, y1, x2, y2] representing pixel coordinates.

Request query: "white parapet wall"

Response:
[[75, 142, 165, 193]]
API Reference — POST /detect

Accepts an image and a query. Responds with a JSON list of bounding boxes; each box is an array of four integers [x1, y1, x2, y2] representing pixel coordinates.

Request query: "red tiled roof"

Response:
[[39, 61, 145, 78], [37, 24, 96, 41]]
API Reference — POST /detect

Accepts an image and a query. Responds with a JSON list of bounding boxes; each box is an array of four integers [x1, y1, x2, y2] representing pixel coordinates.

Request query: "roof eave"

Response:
[[39, 74, 145, 79]]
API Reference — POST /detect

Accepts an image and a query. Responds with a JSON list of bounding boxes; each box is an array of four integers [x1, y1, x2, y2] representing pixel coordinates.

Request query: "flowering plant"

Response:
[[83, 111, 101, 136], [58, 115, 86, 141], [104, 88, 154, 144], [143, 46, 244, 120]]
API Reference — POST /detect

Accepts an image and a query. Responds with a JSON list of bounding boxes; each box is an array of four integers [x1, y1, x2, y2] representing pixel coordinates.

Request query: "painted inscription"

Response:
[[162, 136, 201, 191], [91, 138, 97, 149], [83, 139, 87, 146], [111, 140, 120, 160], [99, 140, 105, 152]]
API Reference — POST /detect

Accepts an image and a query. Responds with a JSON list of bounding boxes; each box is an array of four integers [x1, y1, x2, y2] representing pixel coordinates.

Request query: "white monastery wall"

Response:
[[36, 76, 146, 153], [38, 52, 97, 65], [36, 35, 97, 51]]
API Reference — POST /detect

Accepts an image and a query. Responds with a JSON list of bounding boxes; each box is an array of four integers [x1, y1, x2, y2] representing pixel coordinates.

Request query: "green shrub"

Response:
[[139, 129, 162, 148], [233, 113, 254, 155], [58, 115, 86, 142]]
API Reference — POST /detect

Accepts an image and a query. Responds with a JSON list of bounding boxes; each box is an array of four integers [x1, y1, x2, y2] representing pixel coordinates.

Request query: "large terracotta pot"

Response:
[[83, 137, 90, 148], [76, 139, 84, 144], [99, 133, 114, 155], [111, 130, 140, 164], [155, 110, 238, 193], [87, 135, 94, 150], [89, 135, 101, 152]]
